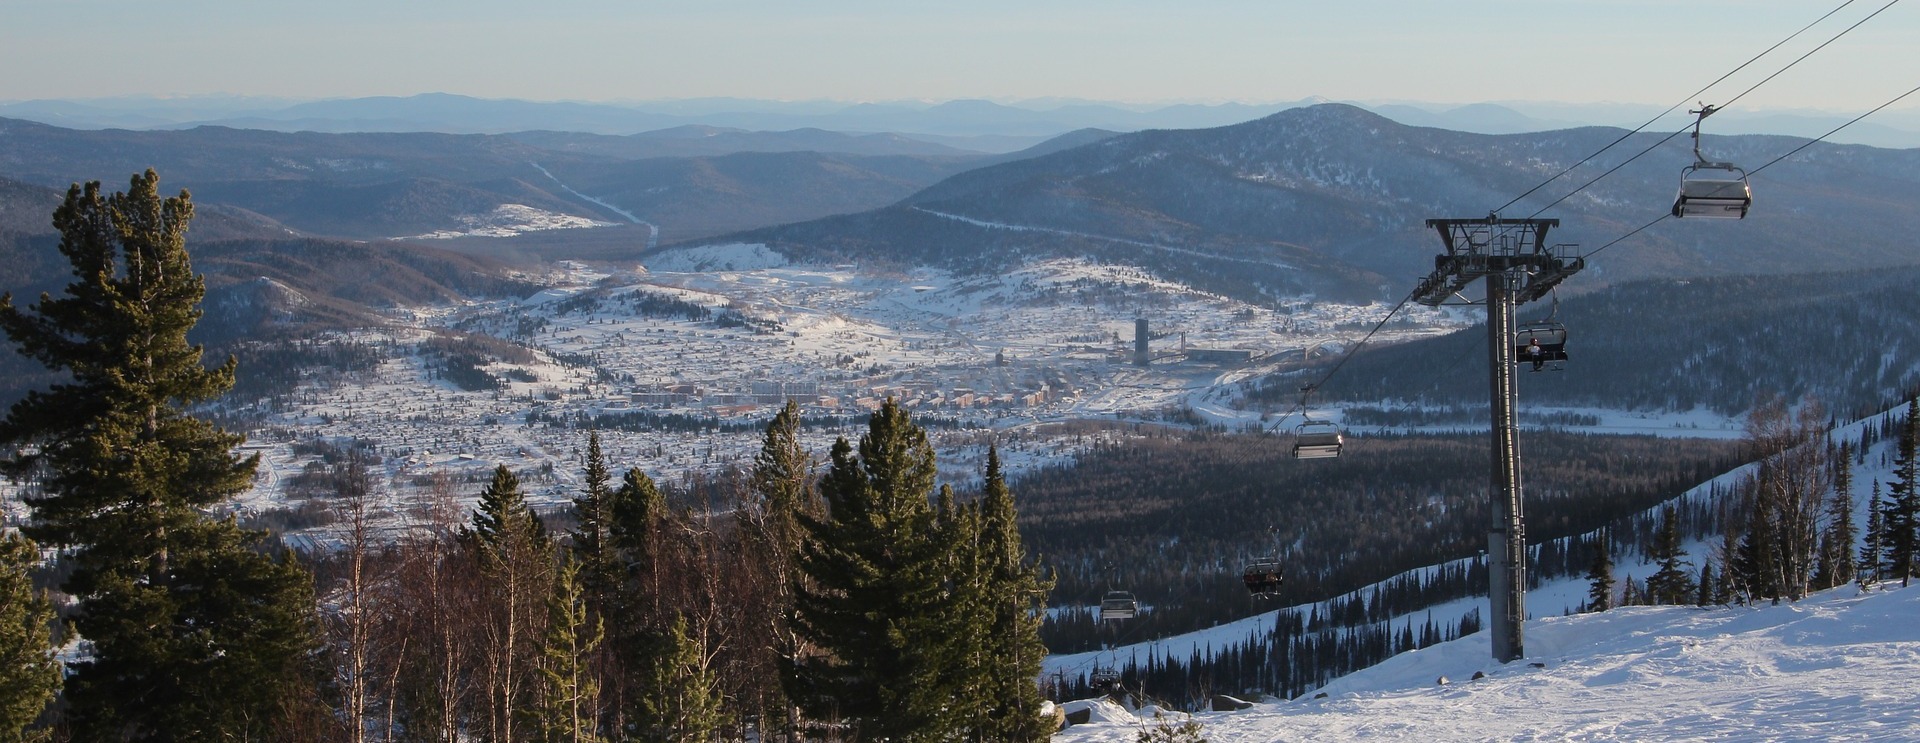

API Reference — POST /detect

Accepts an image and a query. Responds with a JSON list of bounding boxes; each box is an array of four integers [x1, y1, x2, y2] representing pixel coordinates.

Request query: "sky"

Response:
[[2, 0, 1916, 112]]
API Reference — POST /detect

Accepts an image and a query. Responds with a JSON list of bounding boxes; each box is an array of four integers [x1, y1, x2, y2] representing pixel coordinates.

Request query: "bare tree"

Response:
[[1742, 395, 1831, 602]]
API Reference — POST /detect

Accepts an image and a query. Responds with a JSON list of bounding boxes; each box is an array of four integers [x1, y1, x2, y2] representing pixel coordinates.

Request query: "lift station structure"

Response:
[[1411, 216, 1583, 663]]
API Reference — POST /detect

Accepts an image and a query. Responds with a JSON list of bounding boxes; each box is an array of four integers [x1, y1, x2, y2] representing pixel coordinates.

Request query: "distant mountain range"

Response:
[[6, 93, 1918, 149], [682, 104, 1920, 302], [0, 116, 1105, 247]]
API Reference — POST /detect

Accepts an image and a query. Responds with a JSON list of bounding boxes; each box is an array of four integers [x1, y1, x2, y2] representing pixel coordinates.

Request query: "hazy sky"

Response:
[[3, 0, 1915, 111]]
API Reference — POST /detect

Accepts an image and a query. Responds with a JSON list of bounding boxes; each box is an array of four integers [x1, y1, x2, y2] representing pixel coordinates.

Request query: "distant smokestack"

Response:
[[1135, 318, 1150, 367]]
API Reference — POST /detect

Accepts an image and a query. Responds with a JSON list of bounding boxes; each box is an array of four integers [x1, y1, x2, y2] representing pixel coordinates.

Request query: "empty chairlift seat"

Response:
[[1672, 163, 1751, 219], [1292, 421, 1343, 460], [1099, 591, 1138, 621]]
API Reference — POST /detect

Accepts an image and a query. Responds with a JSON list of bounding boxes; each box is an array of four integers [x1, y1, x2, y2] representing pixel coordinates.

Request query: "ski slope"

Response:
[[1053, 583, 1920, 742]]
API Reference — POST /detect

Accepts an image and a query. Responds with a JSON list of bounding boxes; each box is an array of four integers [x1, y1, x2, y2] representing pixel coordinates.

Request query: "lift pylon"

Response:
[[1411, 216, 1581, 664]]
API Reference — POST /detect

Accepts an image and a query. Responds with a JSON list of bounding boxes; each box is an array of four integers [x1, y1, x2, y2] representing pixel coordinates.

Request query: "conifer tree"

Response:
[[1735, 487, 1782, 603], [745, 401, 813, 736], [751, 399, 814, 561], [571, 431, 615, 605], [635, 615, 725, 743], [934, 483, 989, 734], [603, 466, 669, 735], [1884, 399, 1920, 587], [1645, 505, 1695, 605], [1717, 509, 1745, 604], [1584, 531, 1614, 613], [1814, 442, 1857, 590], [532, 556, 605, 743], [0, 531, 59, 741], [973, 445, 1054, 742], [787, 399, 960, 740], [0, 171, 320, 740], [1859, 481, 1886, 591], [1696, 560, 1716, 607], [466, 464, 553, 743]]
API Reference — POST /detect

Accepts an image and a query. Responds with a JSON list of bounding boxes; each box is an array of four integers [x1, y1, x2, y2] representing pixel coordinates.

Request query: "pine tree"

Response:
[[1645, 505, 1695, 605], [609, 467, 668, 619], [466, 464, 553, 743], [571, 431, 615, 606], [1859, 481, 1886, 591], [0, 532, 60, 741], [973, 445, 1055, 742], [1696, 560, 1716, 607], [0, 171, 321, 740], [531, 556, 605, 743], [1886, 399, 1920, 587], [787, 399, 961, 740], [745, 401, 813, 737], [751, 399, 814, 561], [1814, 442, 1857, 590], [604, 466, 669, 735], [1718, 509, 1745, 604], [1584, 531, 1614, 613], [1735, 487, 1782, 603], [635, 615, 725, 743]]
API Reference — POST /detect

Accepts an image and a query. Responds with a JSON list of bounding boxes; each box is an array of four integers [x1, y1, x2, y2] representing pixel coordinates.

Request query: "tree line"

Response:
[[1017, 428, 1743, 652], [1583, 395, 1920, 613]]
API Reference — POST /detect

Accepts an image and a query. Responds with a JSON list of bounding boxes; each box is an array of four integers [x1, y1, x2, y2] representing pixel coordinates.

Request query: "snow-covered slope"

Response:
[[1056, 583, 1920, 742]]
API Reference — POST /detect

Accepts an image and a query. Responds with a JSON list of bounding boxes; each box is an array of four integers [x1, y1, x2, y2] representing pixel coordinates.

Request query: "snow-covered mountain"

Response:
[[699, 104, 1920, 304]]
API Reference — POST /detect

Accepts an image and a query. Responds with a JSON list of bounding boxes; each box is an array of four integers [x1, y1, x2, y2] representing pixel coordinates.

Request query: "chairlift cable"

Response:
[[1270, 289, 1420, 429], [1489, 0, 1867, 216], [1271, 2, 1901, 443], [1519, 0, 1900, 221], [1583, 78, 1920, 260]]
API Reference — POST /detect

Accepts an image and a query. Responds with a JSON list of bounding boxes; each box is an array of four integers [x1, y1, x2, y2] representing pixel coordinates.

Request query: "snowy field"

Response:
[[1053, 583, 1920, 742]]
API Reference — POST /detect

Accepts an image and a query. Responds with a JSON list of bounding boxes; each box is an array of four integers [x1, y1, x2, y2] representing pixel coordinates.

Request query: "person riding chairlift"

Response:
[[1526, 337, 1544, 372]]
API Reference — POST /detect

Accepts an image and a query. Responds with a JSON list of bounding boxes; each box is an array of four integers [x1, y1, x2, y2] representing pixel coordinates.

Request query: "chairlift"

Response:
[[1242, 558, 1284, 598], [1514, 321, 1568, 372], [1672, 104, 1752, 219], [1099, 591, 1138, 621], [1292, 420, 1343, 460], [1090, 665, 1122, 687]]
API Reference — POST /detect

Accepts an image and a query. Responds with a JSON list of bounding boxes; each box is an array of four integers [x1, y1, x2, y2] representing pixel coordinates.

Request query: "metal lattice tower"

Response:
[[1412, 216, 1582, 664]]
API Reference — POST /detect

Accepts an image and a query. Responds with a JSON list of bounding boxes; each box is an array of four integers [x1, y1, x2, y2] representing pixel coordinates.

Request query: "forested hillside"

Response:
[[1018, 427, 1742, 652], [1265, 266, 1920, 417], [684, 103, 1920, 303]]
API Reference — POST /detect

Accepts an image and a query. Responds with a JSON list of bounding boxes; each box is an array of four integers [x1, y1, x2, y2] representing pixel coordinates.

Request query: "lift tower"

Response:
[[1411, 216, 1582, 663]]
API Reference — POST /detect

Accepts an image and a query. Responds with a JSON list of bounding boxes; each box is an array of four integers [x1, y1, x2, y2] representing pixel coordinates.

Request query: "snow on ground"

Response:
[[405, 204, 615, 240], [213, 255, 1775, 546], [1047, 403, 1904, 708], [644, 243, 789, 272], [1054, 583, 1920, 742]]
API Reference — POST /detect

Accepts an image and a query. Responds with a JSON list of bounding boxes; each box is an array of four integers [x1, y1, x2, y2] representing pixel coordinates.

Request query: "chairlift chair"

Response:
[[1242, 558, 1284, 598], [1672, 163, 1752, 219], [1514, 321, 1569, 372], [1090, 666, 1122, 687], [1099, 591, 1138, 621], [1292, 420, 1344, 460], [1672, 103, 1752, 219]]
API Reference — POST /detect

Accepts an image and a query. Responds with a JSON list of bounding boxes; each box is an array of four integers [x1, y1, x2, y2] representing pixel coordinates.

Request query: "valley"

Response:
[[201, 245, 1466, 546]]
